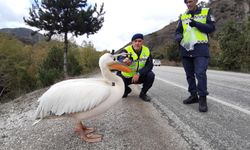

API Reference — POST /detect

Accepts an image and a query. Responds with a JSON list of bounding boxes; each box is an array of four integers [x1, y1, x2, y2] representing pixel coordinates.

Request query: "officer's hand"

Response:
[[123, 58, 132, 66], [189, 19, 196, 27], [132, 74, 139, 83]]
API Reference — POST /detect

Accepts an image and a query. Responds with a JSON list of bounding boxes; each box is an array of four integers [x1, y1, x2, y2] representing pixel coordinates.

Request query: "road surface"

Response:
[[0, 66, 249, 150], [151, 66, 250, 150]]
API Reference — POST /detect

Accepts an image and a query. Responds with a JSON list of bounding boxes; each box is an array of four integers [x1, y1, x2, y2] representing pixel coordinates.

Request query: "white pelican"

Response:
[[33, 53, 131, 143]]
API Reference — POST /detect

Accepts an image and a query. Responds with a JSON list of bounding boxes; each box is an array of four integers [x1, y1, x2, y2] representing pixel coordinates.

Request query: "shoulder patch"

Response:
[[210, 15, 215, 22]]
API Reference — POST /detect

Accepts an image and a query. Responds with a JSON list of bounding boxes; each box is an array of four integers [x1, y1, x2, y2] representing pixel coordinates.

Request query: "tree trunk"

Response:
[[64, 32, 68, 78]]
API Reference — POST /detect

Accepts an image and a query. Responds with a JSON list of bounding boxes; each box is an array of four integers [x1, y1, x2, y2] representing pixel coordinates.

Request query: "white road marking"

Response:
[[156, 77, 250, 116]]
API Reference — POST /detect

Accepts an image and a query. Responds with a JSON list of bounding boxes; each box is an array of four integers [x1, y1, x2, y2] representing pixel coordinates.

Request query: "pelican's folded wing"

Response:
[[35, 79, 111, 119]]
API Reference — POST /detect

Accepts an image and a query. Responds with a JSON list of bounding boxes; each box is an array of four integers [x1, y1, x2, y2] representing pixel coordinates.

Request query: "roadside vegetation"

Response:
[[0, 0, 106, 102], [157, 16, 250, 72], [0, 34, 106, 102]]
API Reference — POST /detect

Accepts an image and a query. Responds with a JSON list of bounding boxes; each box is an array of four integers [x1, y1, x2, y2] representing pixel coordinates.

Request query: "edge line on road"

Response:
[[156, 77, 250, 116]]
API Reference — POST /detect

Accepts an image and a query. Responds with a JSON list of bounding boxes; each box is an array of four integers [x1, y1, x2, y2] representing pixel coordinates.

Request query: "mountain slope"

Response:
[[142, 0, 250, 53], [0, 27, 44, 44]]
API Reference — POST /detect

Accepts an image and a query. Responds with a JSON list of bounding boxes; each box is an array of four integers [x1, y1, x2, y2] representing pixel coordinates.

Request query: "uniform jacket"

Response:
[[176, 7, 216, 57], [118, 46, 153, 76]]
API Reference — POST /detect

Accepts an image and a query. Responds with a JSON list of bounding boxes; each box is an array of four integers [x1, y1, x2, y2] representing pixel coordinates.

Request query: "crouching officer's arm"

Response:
[[117, 49, 133, 66], [132, 54, 153, 83], [138, 54, 153, 76]]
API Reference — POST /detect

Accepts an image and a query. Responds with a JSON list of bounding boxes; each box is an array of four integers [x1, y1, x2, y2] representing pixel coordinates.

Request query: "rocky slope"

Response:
[[142, 0, 250, 52], [0, 27, 44, 44]]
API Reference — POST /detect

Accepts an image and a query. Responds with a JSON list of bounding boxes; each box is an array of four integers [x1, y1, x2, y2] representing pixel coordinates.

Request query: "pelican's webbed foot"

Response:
[[74, 122, 103, 143]]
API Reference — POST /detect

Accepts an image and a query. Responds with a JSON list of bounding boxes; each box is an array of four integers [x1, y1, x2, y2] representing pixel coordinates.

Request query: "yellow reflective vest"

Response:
[[181, 8, 209, 45], [121, 45, 150, 77]]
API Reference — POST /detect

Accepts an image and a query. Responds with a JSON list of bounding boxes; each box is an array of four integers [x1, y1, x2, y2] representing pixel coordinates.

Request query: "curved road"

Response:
[[151, 66, 250, 150]]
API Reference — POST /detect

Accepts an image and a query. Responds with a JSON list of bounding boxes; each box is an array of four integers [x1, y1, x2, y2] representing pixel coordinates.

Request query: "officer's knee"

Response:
[[195, 70, 206, 78]]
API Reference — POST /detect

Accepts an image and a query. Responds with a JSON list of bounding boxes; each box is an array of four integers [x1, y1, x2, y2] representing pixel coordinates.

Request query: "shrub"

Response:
[[38, 46, 64, 87]]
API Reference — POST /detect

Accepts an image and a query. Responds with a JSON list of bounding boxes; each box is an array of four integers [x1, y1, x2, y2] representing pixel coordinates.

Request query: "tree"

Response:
[[218, 21, 245, 71], [24, 0, 105, 78], [240, 16, 250, 72], [198, 1, 208, 8], [78, 41, 101, 73], [166, 43, 180, 62]]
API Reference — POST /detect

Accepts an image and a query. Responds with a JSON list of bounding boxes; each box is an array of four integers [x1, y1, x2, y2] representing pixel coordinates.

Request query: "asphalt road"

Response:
[[151, 66, 250, 150], [0, 66, 249, 150]]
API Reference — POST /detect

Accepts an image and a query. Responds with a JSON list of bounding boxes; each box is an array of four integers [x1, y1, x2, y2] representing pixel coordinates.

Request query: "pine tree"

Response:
[[24, 0, 105, 77]]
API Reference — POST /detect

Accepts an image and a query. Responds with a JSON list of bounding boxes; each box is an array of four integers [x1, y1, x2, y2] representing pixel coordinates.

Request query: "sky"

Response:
[[0, 0, 209, 51]]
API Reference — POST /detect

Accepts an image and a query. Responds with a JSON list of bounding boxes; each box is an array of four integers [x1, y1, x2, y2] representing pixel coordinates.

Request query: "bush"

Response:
[[0, 34, 34, 101], [218, 20, 249, 72], [38, 46, 64, 87], [77, 42, 101, 74], [209, 39, 221, 68], [166, 43, 181, 62], [67, 51, 82, 76]]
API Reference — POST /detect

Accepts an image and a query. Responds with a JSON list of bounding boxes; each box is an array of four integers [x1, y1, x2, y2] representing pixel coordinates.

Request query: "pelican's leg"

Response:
[[81, 123, 95, 134], [74, 121, 94, 134], [75, 121, 95, 133], [74, 121, 102, 143]]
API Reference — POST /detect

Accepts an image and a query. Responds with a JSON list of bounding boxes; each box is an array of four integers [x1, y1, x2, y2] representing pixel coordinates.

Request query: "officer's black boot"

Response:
[[199, 96, 208, 112], [139, 91, 151, 102], [183, 95, 198, 104], [122, 87, 132, 98]]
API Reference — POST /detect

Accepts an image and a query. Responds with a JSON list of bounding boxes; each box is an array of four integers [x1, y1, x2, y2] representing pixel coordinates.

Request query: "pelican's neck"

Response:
[[101, 67, 122, 84]]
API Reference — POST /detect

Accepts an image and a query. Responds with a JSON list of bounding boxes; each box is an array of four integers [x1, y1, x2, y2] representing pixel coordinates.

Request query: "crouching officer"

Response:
[[175, 0, 215, 112], [117, 33, 155, 102]]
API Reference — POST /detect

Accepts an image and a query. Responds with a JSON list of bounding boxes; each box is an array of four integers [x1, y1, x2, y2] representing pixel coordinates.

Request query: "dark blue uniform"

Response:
[[176, 7, 215, 97]]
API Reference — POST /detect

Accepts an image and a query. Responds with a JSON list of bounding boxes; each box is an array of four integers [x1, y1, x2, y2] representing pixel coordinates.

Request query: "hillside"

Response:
[[142, 0, 250, 52], [0, 27, 44, 44]]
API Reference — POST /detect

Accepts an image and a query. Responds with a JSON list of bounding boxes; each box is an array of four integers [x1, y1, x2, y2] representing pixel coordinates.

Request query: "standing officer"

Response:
[[175, 0, 215, 112], [117, 33, 155, 102]]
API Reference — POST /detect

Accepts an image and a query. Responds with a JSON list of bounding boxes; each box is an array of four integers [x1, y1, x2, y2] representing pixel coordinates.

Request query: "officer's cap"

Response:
[[184, 0, 198, 3], [131, 33, 144, 41]]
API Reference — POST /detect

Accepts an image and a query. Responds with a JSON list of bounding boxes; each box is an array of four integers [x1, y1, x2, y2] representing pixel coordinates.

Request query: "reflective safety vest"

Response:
[[121, 45, 150, 77], [181, 8, 209, 45]]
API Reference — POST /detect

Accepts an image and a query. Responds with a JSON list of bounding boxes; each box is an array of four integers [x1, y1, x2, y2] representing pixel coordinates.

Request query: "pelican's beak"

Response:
[[109, 62, 132, 73]]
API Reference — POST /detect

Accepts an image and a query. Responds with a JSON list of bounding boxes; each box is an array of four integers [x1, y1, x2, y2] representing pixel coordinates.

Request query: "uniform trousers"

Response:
[[182, 56, 209, 96], [118, 71, 155, 95]]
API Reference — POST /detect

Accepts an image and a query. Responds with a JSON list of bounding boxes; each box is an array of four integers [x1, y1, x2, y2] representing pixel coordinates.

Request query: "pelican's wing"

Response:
[[35, 79, 111, 119]]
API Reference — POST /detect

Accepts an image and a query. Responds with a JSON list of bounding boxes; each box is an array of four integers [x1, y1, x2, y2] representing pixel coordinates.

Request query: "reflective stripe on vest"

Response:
[[181, 8, 209, 44], [121, 45, 150, 77]]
